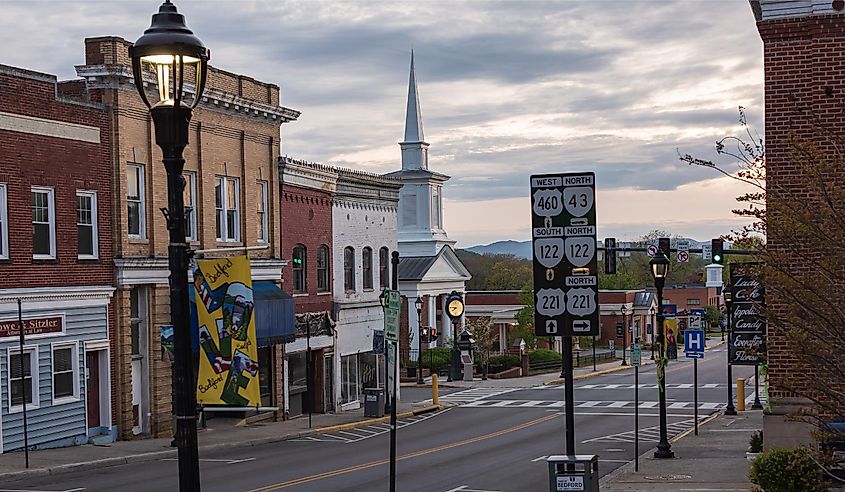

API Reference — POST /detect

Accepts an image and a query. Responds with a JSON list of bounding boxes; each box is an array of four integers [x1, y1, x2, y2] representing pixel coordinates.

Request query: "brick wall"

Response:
[[757, 12, 845, 402], [279, 183, 333, 314], [0, 65, 112, 288]]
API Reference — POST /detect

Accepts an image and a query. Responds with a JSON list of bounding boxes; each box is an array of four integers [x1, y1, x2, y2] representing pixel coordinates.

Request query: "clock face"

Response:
[[448, 299, 464, 317]]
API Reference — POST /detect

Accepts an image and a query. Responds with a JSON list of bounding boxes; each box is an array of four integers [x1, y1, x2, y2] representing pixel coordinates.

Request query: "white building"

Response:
[[386, 53, 471, 362], [332, 168, 402, 409]]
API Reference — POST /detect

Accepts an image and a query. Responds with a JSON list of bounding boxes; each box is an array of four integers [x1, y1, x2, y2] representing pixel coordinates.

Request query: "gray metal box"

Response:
[[547, 454, 599, 492]]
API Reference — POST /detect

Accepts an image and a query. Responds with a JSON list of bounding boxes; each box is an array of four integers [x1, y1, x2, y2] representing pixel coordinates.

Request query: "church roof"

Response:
[[403, 50, 426, 144], [398, 245, 472, 281]]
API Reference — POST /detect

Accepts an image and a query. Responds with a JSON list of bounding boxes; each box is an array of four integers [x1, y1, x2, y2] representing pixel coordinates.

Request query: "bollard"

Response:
[[432, 373, 440, 406], [736, 378, 745, 411]]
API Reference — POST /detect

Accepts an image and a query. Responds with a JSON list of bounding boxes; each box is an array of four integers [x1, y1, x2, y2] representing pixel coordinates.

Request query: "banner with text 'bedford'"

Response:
[[194, 255, 260, 406]]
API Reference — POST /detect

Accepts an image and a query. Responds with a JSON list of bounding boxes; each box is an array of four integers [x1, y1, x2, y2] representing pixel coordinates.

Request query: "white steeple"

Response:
[[400, 51, 430, 171]]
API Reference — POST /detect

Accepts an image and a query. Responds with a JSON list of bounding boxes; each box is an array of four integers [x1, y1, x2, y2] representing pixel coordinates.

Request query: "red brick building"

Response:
[[752, 0, 845, 447], [278, 157, 336, 415], [0, 64, 115, 451]]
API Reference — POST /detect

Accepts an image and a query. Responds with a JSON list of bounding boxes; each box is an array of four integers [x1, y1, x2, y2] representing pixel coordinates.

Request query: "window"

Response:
[[687, 299, 701, 306], [362, 247, 373, 290], [379, 247, 389, 289], [215, 176, 240, 242], [344, 246, 355, 292], [127, 164, 145, 238], [340, 354, 360, 404], [183, 172, 197, 241], [52, 344, 79, 402], [0, 183, 7, 259], [432, 186, 442, 228], [257, 180, 269, 243], [9, 347, 38, 411], [292, 244, 306, 294], [317, 245, 330, 293], [130, 287, 142, 356], [32, 186, 56, 259], [77, 191, 98, 258]]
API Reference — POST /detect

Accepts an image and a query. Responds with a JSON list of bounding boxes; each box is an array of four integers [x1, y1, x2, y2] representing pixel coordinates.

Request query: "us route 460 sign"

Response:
[[530, 172, 599, 337]]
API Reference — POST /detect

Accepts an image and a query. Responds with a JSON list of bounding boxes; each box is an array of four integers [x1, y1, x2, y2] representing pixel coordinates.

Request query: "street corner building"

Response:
[[0, 63, 115, 451], [72, 36, 300, 439]]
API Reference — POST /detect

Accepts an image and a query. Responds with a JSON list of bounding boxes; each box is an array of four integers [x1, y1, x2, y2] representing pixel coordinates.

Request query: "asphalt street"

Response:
[[2, 346, 758, 492]]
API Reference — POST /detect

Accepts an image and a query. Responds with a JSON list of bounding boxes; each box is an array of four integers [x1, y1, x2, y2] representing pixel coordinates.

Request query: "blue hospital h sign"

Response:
[[684, 329, 705, 358]]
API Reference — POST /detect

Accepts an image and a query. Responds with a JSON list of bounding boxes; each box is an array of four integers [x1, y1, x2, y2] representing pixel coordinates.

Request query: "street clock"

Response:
[[446, 292, 464, 320]]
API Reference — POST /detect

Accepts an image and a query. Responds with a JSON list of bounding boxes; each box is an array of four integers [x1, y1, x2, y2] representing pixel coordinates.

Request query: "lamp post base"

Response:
[[724, 406, 737, 416], [654, 442, 675, 459], [751, 401, 764, 410]]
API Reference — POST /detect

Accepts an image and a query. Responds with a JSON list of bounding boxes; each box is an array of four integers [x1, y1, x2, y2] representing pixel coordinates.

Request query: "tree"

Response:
[[703, 304, 722, 330], [468, 316, 496, 380], [680, 106, 845, 428]]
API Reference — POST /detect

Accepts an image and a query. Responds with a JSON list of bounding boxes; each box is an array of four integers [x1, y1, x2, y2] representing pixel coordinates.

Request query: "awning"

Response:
[[189, 281, 296, 352]]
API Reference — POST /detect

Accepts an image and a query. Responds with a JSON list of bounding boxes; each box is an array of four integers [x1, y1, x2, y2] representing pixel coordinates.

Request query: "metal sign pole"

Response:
[[635, 364, 639, 472], [18, 299, 29, 469], [592, 336, 596, 371], [694, 358, 699, 436], [389, 251, 399, 492], [563, 335, 575, 455], [306, 320, 312, 429]]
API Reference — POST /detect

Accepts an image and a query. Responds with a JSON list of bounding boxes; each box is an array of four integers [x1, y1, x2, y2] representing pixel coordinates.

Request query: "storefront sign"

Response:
[[0, 316, 63, 339], [729, 263, 766, 365]]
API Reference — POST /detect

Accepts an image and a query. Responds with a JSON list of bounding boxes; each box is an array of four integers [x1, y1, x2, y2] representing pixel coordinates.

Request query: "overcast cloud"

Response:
[[0, 0, 764, 247]]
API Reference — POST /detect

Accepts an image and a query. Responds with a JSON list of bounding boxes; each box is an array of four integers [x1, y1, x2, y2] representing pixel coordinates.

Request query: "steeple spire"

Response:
[[400, 50, 430, 170]]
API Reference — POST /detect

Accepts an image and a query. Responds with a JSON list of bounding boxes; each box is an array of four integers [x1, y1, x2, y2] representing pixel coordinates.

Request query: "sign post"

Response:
[[531, 172, 598, 457], [684, 329, 705, 435], [631, 342, 641, 471]]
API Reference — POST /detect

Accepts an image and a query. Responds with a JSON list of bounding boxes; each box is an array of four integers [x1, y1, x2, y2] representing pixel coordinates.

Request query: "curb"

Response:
[[544, 360, 655, 386], [0, 405, 443, 483]]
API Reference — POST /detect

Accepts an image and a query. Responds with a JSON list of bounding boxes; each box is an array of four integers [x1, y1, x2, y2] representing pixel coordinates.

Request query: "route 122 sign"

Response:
[[530, 172, 599, 337]]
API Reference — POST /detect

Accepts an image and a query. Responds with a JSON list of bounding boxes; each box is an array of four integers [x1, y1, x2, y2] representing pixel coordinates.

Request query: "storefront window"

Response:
[[358, 352, 377, 391], [341, 354, 359, 404], [288, 351, 307, 391], [10, 350, 37, 408]]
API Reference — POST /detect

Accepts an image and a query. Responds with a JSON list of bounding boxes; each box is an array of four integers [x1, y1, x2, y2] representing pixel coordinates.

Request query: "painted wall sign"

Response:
[[0, 316, 63, 339]]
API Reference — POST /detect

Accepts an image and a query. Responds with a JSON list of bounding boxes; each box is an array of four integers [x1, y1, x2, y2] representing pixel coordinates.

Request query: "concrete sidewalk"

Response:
[[601, 409, 761, 491]]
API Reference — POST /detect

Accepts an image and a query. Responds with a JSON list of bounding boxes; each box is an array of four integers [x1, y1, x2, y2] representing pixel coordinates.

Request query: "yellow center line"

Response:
[[247, 412, 562, 492]]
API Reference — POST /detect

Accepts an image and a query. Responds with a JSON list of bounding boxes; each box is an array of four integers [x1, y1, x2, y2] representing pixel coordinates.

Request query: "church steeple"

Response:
[[400, 50, 429, 170]]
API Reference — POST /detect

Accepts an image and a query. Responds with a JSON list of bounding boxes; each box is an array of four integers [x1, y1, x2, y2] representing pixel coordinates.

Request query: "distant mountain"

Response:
[[463, 240, 531, 259]]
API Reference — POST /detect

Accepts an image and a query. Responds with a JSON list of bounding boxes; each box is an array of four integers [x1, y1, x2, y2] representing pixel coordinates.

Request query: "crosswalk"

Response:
[[550, 383, 725, 390], [436, 387, 519, 404], [460, 399, 725, 410], [290, 409, 448, 443], [582, 418, 700, 443]]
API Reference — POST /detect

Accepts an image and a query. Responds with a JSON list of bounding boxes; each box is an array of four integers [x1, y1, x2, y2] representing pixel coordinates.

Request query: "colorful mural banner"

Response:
[[662, 304, 678, 360], [193, 255, 260, 406]]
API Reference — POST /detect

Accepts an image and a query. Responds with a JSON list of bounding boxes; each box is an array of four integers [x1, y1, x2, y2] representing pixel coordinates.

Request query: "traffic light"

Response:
[[430, 327, 438, 341], [712, 238, 724, 265], [658, 237, 671, 258], [604, 237, 617, 275], [293, 257, 303, 266]]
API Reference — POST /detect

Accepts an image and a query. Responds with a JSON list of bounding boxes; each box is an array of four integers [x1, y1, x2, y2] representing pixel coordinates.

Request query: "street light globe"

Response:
[[130, 0, 210, 109], [649, 251, 670, 280], [415, 296, 423, 312]]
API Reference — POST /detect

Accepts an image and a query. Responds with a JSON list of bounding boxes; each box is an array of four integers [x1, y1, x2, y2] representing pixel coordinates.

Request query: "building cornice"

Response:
[[74, 64, 300, 123], [115, 257, 287, 286], [0, 285, 115, 305], [279, 157, 338, 193]]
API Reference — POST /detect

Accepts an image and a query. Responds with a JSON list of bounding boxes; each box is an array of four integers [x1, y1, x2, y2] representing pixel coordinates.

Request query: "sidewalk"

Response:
[[601, 409, 762, 491], [0, 400, 435, 482]]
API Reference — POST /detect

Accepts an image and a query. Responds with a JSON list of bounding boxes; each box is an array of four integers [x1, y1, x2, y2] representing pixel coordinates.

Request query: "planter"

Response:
[[746, 452, 762, 461]]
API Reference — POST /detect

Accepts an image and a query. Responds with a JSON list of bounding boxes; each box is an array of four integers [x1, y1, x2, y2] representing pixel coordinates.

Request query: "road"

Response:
[[2, 346, 759, 492]]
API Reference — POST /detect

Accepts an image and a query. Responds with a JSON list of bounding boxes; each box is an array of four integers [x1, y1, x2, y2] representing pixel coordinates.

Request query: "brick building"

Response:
[[74, 36, 299, 439], [751, 0, 845, 447], [0, 64, 114, 451], [278, 157, 336, 416]]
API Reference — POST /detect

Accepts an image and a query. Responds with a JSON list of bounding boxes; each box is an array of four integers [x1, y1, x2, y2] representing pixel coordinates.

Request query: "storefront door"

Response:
[[86, 352, 100, 428]]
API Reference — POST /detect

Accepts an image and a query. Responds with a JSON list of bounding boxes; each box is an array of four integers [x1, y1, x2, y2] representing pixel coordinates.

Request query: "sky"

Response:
[[0, 0, 764, 248]]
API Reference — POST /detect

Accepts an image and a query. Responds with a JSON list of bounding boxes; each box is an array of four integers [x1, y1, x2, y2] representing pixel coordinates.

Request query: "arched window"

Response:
[[362, 247, 373, 290], [292, 244, 306, 294], [344, 246, 355, 292], [317, 244, 330, 293], [379, 247, 389, 288]]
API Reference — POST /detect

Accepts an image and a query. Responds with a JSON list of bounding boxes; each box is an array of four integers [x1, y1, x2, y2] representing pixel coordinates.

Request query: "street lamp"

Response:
[[130, 2, 209, 490], [724, 289, 737, 415], [649, 306, 656, 360], [415, 296, 424, 384], [649, 251, 674, 459], [620, 305, 628, 366]]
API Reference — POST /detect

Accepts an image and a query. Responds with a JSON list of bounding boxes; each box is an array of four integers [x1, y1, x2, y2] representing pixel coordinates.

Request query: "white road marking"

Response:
[[461, 400, 723, 410], [162, 458, 254, 464], [290, 409, 448, 443], [531, 455, 549, 462], [0, 489, 86, 492]]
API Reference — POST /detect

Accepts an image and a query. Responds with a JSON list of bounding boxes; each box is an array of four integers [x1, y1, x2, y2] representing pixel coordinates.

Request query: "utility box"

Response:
[[547, 455, 599, 492], [363, 388, 384, 418]]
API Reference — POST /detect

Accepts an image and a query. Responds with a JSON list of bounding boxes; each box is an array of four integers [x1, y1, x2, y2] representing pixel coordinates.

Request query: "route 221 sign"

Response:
[[530, 172, 599, 337]]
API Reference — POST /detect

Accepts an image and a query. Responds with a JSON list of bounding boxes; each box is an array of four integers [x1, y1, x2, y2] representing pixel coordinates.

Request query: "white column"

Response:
[[409, 296, 419, 361], [427, 294, 437, 347], [440, 294, 451, 345]]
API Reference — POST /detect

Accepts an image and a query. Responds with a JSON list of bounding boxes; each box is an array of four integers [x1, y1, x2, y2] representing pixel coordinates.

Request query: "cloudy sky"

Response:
[[0, 0, 763, 247]]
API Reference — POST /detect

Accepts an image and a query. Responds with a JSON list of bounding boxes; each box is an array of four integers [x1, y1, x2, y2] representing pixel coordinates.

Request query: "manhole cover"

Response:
[[644, 474, 693, 481]]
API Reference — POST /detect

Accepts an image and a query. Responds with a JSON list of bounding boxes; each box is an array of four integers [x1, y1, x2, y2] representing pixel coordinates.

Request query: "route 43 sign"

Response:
[[530, 172, 599, 337]]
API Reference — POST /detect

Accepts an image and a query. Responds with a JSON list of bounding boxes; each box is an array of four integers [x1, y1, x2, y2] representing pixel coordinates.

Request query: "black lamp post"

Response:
[[649, 251, 674, 459], [724, 289, 737, 415], [620, 304, 628, 366], [130, 2, 209, 490], [415, 296, 424, 384], [649, 306, 656, 360]]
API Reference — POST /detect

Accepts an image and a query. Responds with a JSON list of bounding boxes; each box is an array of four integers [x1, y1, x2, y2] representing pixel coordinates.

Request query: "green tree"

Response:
[[468, 316, 496, 380]]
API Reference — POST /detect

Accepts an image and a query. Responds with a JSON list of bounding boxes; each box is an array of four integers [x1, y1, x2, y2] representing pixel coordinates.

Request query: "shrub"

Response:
[[748, 447, 826, 492], [487, 354, 521, 373], [418, 347, 452, 374], [748, 430, 763, 453], [529, 349, 561, 366]]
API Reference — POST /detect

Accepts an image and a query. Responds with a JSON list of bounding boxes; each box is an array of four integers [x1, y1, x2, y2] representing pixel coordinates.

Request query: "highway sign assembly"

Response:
[[631, 343, 642, 366], [530, 172, 599, 337], [684, 329, 705, 359]]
